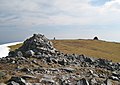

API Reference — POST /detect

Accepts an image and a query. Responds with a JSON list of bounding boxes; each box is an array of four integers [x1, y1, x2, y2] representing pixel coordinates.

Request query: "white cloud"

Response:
[[0, 0, 120, 26]]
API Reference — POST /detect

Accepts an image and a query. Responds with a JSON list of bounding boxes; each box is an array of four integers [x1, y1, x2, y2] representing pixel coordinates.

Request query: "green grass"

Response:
[[9, 39, 120, 62]]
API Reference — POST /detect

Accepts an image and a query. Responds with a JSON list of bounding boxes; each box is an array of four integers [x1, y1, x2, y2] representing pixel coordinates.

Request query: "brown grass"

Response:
[[8, 43, 22, 51], [52, 39, 120, 62]]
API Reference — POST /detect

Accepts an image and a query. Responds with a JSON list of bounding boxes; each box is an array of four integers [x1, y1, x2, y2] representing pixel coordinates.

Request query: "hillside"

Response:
[[52, 39, 120, 62], [0, 34, 119, 84], [9, 39, 120, 62]]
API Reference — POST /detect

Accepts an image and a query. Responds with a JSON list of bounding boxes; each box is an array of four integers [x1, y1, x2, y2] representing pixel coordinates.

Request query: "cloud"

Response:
[[0, 0, 120, 26], [103, 0, 120, 11]]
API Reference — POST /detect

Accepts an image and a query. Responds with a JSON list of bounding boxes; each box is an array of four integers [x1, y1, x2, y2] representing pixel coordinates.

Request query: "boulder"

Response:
[[25, 50, 34, 57], [8, 51, 16, 57], [16, 51, 23, 57]]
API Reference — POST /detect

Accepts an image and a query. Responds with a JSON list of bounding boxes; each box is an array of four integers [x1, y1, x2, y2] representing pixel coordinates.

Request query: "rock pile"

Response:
[[0, 34, 120, 84], [9, 34, 57, 58]]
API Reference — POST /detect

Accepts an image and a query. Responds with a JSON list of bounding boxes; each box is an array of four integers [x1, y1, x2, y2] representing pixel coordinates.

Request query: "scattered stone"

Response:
[[0, 34, 119, 84]]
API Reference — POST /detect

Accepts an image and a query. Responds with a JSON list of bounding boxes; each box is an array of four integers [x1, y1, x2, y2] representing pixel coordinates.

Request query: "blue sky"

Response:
[[0, 0, 120, 44]]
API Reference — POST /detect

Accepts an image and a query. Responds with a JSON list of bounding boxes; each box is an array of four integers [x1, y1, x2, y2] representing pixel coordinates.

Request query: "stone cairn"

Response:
[[9, 34, 58, 58]]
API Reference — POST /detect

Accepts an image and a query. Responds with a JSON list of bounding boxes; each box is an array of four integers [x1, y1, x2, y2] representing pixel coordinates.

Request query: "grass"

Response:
[[52, 39, 120, 62], [8, 43, 22, 51], [9, 39, 120, 62]]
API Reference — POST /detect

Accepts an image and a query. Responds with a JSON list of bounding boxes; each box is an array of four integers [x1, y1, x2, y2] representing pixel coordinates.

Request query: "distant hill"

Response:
[[9, 39, 120, 62]]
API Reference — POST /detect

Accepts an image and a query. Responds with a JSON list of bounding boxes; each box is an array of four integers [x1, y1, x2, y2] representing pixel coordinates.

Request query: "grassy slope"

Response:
[[9, 39, 120, 62], [52, 39, 120, 62], [8, 43, 22, 51]]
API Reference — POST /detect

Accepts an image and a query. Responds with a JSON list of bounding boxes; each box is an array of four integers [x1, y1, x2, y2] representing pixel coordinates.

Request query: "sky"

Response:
[[0, 0, 120, 44]]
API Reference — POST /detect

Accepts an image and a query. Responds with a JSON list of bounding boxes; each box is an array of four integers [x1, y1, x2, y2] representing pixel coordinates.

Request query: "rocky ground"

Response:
[[0, 34, 120, 85]]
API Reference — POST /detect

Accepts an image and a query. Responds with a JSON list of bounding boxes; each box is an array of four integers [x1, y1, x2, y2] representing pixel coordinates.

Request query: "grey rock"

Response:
[[16, 51, 23, 57], [105, 79, 112, 85], [11, 60, 16, 64], [31, 60, 38, 65], [7, 81, 19, 85], [48, 68, 59, 73], [89, 70, 94, 75], [90, 78, 97, 85], [21, 75, 36, 79], [8, 51, 16, 57], [0, 71, 6, 78], [77, 78, 89, 85], [112, 71, 119, 77], [20, 68, 31, 73], [52, 58, 58, 64], [25, 50, 34, 57], [63, 67, 75, 73], [109, 76, 119, 81], [58, 59, 67, 65], [40, 78, 55, 84], [40, 74, 55, 84], [46, 57, 52, 63], [43, 74, 55, 79], [7, 77, 26, 85], [33, 68, 46, 73]]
